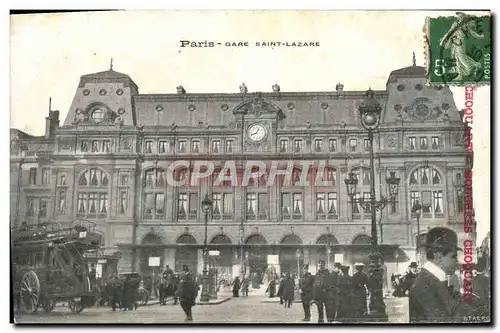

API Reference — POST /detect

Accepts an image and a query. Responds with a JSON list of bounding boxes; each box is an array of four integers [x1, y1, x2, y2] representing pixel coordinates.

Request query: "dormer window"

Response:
[[91, 109, 105, 123]]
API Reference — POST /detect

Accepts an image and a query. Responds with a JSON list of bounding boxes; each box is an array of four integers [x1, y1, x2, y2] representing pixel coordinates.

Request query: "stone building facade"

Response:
[[10, 62, 468, 281]]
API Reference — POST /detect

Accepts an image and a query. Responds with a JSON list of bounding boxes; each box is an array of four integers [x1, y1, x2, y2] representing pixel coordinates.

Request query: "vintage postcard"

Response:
[[9, 10, 491, 324]]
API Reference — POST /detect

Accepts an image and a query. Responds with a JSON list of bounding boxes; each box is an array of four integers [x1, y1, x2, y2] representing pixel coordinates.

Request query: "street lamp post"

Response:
[[412, 201, 422, 263], [344, 88, 401, 322], [200, 193, 213, 303], [240, 224, 244, 275]]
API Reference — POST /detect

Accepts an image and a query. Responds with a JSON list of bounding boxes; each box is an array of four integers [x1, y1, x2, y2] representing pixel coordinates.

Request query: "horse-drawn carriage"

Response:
[[11, 220, 102, 314]]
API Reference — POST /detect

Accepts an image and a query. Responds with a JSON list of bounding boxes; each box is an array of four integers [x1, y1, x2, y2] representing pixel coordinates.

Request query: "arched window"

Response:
[[143, 168, 167, 220], [409, 166, 444, 219], [351, 167, 371, 220], [77, 168, 110, 219]]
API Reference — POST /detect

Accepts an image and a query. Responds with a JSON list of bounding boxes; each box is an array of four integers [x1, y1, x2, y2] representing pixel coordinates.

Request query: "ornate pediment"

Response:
[[233, 93, 285, 119]]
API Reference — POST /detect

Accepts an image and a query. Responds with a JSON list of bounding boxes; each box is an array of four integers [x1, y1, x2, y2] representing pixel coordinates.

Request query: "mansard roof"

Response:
[[132, 90, 388, 128], [78, 69, 139, 90]]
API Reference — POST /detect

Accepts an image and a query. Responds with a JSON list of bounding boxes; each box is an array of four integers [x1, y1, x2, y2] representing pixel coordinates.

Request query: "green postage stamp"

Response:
[[426, 12, 491, 85]]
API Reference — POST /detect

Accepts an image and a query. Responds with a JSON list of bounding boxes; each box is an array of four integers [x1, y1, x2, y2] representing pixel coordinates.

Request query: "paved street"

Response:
[[14, 292, 409, 324]]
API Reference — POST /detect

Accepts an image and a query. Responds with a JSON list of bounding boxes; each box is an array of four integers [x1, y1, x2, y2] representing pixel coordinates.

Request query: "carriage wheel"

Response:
[[20, 271, 40, 313], [137, 289, 149, 306], [68, 299, 84, 313], [41, 299, 56, 312]]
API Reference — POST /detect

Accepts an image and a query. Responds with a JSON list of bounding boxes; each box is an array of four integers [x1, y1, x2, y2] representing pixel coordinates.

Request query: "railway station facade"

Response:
[[10, 61, 470, 282]]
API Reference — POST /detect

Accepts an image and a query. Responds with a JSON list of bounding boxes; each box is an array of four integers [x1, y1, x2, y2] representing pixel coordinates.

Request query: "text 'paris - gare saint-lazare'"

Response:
[[152, 160, 337, 187], [179, 40, 321, 47]]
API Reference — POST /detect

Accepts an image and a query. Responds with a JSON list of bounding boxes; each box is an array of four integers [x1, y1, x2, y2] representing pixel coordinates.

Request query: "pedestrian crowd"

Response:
[[264, 261, 370, 323]]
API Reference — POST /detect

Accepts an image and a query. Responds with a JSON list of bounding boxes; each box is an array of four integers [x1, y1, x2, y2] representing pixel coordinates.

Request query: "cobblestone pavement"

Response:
[[14, 293, 409, 324]]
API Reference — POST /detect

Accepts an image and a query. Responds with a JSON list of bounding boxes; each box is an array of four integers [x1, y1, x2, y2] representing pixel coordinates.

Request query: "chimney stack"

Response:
[[45, 110, 60, 139], [176, 85, 186, 94]]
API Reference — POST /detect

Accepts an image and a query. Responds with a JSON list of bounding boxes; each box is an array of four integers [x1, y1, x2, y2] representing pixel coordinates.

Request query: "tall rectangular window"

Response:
[[349, 139, 357, 152], [145, 141, 153, 153], [102, 140, 111, 153], [92, 140, 100, 152], [420, 137, 429, 150], [409, 137, 416, 150], [279, 140, 288, 152], [26, 197, 35, 217], [281, 193, 291, 219], [41, 168, 50, 185], [154, 193, 164, 219], [81, 140, 89, 152], [192, 140, 200, 153], [178, 140, 186, 153], [188, 193, 198, 219], [212, 140, 220, 153], [329, 139, 337, 152], [177, 193, 188, 220], [159, 140, 168, 153], [316, 192, 338, 219], [431, 136, 440, 149], [29, 168, 37, 185], [246, 193, 257, 220], [293, 140, 302, 153], [39, 198, 49, 219], [314, 139, 323, 152], [225, 140, 233, 153], [364, 139, 370, 151]]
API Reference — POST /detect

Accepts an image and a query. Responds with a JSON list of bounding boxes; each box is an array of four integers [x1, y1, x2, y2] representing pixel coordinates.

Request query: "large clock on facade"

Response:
[[248, 124, 267, 142]]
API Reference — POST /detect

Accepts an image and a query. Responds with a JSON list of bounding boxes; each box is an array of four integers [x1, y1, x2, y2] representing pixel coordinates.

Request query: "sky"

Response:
[[9, 10, 490, 242]]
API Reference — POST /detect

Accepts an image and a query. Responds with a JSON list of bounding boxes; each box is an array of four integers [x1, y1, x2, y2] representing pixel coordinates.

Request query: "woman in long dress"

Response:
[[438, 12, 485, 81]]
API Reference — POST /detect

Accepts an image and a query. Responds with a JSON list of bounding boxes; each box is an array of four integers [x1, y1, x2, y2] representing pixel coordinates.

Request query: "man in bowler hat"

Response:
[[402, 262, 419, 296], [409, 227, 472, 323], [177, 264, 198, 322], [299, 264, 315, 321]]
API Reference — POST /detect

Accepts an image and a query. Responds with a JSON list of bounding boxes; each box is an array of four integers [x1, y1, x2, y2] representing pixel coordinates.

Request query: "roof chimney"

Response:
[[176, 85, 186, 94], [239, 83, 248, 94], [45, 110, 60, 139]]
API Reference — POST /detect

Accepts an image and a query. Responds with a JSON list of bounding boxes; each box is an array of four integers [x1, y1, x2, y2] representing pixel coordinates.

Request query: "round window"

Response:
[[414, 103, 430, 119], [91, 109, 105, 122]]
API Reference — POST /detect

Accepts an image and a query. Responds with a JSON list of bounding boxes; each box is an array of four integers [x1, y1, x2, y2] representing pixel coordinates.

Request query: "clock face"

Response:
[[248, 124, 266, 142]]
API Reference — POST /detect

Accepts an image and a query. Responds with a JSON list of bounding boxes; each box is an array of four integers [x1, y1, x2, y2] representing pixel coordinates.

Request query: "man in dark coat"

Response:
[[300, 264, 315, 321], [401, 262, 419, 295], [177, 264, 198, 322], [107, 273, 122, 311], [337, 266, 353, 322], [313, 260, 338, 323], [351, 263, 369, 321], [409, 227, 474, 323], [233, 276, 241, 297], [282, 273, 295, 308]]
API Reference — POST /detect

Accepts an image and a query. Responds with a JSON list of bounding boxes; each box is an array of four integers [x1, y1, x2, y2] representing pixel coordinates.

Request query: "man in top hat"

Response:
[[177, 264, 198, 322], [299, 264, 315, 321], [409, 227, 473, 323], [351, 263, 369, 321]]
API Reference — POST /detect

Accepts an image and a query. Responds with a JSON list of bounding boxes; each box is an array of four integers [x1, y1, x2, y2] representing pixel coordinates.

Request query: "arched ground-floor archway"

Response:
[[139, 233, 164, 277], [210, 234, 233, 275], [245, 234, 268, 279], [175, 234, 198, 275], [279, 234, 303, 277]]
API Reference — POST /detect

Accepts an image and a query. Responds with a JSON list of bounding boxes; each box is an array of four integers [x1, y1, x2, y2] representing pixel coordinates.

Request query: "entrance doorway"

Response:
[[175, 234, 198, 275]]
